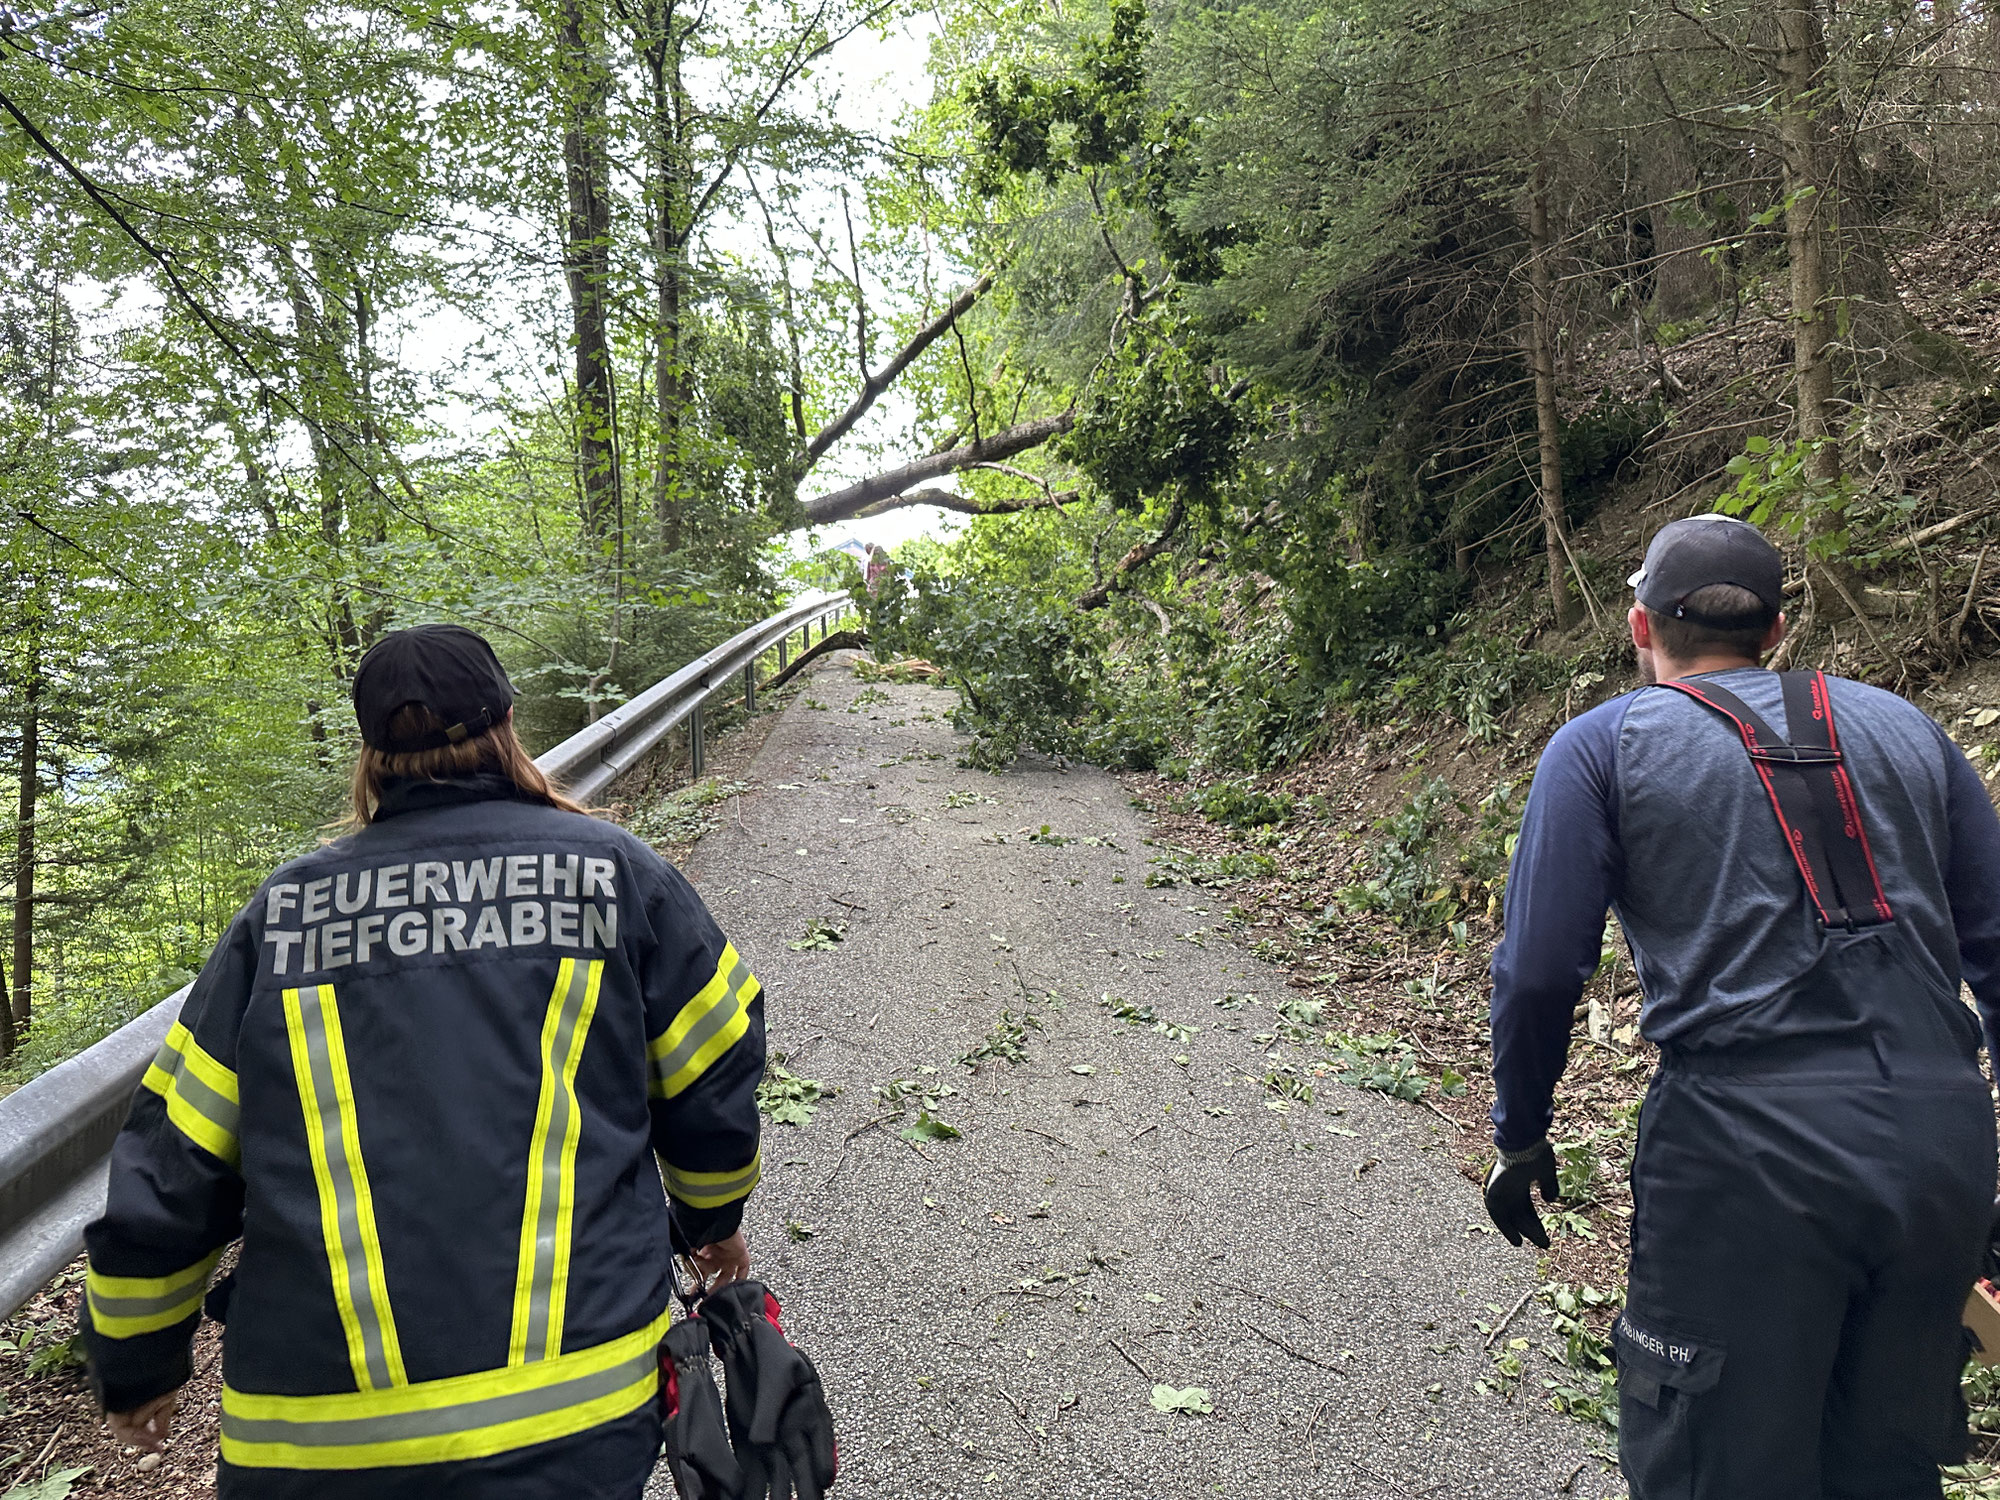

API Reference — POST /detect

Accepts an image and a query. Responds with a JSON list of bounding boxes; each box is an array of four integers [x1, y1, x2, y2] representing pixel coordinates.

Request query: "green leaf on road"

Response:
[[788, 919, 844, 951], [900, 1109, 963, 1143], [1149, 1384, 1213, 1415]]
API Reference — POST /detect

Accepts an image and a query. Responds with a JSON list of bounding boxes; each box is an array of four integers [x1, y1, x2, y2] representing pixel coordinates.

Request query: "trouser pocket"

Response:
[[1616, 1313, 1726, 1500]]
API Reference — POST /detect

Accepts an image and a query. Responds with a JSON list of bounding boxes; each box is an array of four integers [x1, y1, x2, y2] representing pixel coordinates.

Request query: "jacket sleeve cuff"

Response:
[[670, 1197, 745, 1251], [1496, 1138, 1550, 1167], [81, 1308, 196, 1414]]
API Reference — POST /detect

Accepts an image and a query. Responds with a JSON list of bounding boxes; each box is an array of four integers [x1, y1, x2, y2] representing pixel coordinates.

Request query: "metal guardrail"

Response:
[[0, 589, 855, 1318]]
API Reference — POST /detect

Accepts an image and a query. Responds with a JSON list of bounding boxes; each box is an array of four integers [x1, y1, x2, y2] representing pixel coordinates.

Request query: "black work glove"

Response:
[[703, 1281, 838, 1500], [1484, 1139, 1561, 1249], [661, 1315, 742, 1500]]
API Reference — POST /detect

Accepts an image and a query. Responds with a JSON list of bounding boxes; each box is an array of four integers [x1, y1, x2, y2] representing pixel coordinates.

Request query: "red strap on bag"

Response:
[[1660, 670, 1893, 930]]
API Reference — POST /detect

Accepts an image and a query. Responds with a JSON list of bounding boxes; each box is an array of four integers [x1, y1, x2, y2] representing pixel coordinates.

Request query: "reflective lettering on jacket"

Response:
[[261, 850, 621, 979]]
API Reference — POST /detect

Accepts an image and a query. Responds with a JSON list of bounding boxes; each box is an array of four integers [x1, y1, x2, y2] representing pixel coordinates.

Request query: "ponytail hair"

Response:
[[348, 705, 589, 828]]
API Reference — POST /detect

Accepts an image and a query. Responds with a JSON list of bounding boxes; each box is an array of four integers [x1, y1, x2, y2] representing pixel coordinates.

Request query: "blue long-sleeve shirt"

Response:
[[1489, 668, 2000, 1151]]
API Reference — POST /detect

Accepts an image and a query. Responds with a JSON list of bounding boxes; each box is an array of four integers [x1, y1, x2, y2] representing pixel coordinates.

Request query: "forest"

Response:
[[5, 0, 2000, 1088]]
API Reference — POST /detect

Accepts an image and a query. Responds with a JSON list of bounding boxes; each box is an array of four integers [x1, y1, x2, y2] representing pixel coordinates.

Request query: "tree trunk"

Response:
[[12, 651, 38, 1039], [646, 7, 689, 551], [1527, 88, 1579, 630], [1774, 5, 1845, 498], [560, 0, 620, 543]]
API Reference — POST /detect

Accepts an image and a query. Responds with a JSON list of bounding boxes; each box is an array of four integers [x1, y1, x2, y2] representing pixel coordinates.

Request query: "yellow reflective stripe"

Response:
[[284, 985, 407, 1391], [647, 946, 759, 1100], [141, 1023, 241, 1166], [86, 1249, 223, 1338], [509, 959, 603, 1365], [660, 1148, 762, 1210], [219, 1306, 671, 1470]]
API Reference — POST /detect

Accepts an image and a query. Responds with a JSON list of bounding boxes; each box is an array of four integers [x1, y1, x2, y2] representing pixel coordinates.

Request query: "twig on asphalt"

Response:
[[1014, 1124, 1075, 1149], [1419, 1099, 1468, 1130], [1483, 1286, 1537, 1349], [1559, 1460, 1588, 1493], [1306, 1396, 1328, 1468], [1350, 1457, 1411, 1496], [1130, 1122, 1159, 1142], [993, 1384, 1031, 1422], [1106, 1336, 1156, 1381], [1229, 1141, 1256, 1160], [828, 894, 868, 910], [1219, 1281, 1310, 1322], [845, 1111, 906, 1143], [1242, 1319, 1347, 1373], [974, 1288, 1059, 1309], [752, 869, 796, 884]]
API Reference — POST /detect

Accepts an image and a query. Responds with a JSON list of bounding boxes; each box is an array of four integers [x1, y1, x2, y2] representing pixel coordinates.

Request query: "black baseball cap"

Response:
[[352, 625, 516, 752], [1627, 513, 1785, 625]]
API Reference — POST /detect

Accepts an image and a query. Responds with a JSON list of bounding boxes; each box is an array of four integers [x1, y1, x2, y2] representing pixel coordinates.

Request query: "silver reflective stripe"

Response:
[[152, 1041, 241, 1139], [649, 957, 752, 1084], [219, 1343, 656, 1448], [661, 1159, 761, 1204], [295, 984, 397, 1391], [90, 1269, 211, 1321], [519, 960, 596, 1362]]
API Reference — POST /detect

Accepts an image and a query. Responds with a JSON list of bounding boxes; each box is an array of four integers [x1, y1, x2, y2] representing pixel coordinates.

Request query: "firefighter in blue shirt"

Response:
[[1485, 517, 2000, 1499], [79, 625, 766, 1499]]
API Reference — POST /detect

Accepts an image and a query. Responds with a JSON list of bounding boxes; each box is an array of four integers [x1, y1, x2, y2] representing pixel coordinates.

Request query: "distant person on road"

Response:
[[1484, 515, 2000, 1499], [863, 542, 892, 596], [78, 624, 767, 1499]]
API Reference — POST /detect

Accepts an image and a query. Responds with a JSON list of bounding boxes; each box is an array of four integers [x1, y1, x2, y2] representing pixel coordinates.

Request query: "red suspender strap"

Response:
[[1659, 673, 1893, 930]]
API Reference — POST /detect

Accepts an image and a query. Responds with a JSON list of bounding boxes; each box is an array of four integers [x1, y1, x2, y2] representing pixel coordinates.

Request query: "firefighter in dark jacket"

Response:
[[79, 625, 766, 1499]]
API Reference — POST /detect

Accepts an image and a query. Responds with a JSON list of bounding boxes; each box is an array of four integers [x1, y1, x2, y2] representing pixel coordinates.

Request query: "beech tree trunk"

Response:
[[12, 649, 38, 1040], [1527, 88, 1579, 629], [646, 4, 691, 551], [561, 0, 620, 543]]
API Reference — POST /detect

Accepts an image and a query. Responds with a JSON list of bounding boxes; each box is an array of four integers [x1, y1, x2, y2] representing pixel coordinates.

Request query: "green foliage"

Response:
[[1324, 1030, 1431, 1101], [1716, 435, 1860, 558], [788, 919, 845, 951], [1181, 780, 1294, 828], [1144, 846, 1278, 888], [757, 1060, 829, 1126], [1538, 1284, 1621, 1431], [1338, 779, 1463, 930], [22, 1333, 85, 1379], [2, 1468, 93, 1500], [959, 1009, 1041, 1067]]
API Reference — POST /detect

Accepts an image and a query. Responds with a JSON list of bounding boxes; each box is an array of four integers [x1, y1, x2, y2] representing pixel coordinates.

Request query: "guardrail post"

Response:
[[689, 701, 706, 780], [777, 637, 788, 671], [743, 662, 756, 713]]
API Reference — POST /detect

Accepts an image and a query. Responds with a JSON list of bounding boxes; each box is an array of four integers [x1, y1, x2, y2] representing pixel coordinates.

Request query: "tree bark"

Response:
[[1526, 88, 1579, 630], [798, 412, 1076, 525], [560, 0, 620, 543], [646, 2, 690, 550], [1074, 496, 1188, 610], [807, 273, 996, 462], [1775, 1, 1839, 496], [12, 646, 38, 1039], [851, 485, 1080, 518]]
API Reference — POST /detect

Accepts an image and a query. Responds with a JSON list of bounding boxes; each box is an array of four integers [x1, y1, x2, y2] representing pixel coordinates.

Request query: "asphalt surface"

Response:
[[650, 657, 1621, 1499]]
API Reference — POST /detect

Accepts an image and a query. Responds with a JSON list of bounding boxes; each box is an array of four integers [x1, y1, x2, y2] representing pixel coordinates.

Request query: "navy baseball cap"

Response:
[[352, 625, 516, 752], [1627, 514, 1785, 625]]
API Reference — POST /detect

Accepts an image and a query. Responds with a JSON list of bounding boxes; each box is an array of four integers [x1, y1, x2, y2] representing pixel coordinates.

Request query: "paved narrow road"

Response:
[[653, 657, 1620, 1499]]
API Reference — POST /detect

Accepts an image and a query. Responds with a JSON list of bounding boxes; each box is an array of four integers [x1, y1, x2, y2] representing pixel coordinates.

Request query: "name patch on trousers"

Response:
[[260, 854, 620, 976]]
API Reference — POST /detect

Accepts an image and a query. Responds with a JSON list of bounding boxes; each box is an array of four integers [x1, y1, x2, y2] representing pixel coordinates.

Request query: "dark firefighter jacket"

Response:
[[79, 774, 765, 1476]]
